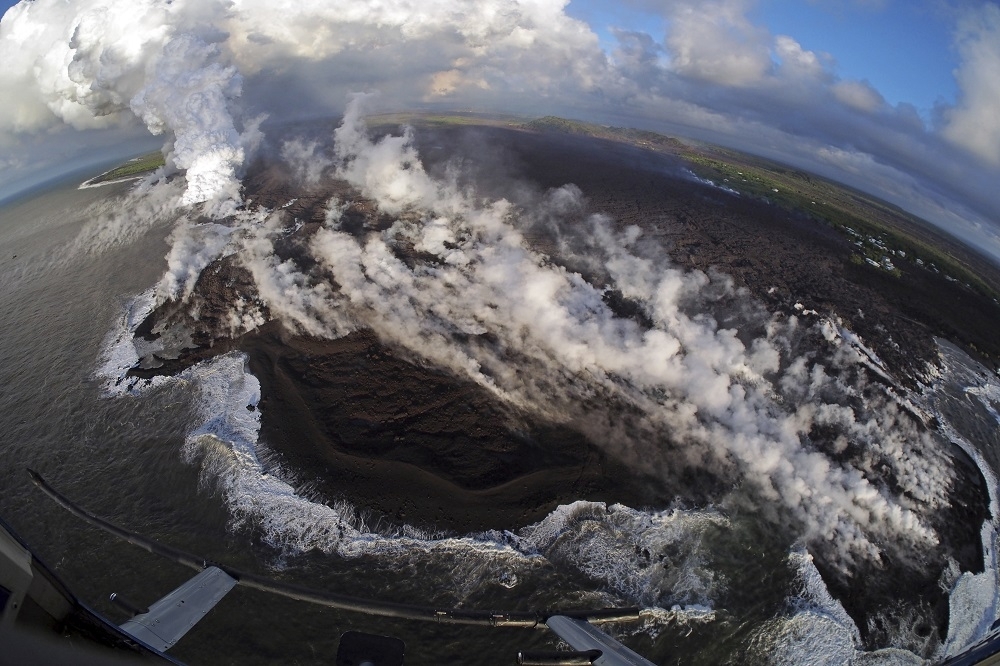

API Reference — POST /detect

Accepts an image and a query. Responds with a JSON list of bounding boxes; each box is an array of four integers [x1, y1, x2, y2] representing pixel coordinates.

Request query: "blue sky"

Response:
[[564, 0, 960, 118], [0, 0, 998, 262], [751, 1, 960, 114], [0, 0, 966, 116]]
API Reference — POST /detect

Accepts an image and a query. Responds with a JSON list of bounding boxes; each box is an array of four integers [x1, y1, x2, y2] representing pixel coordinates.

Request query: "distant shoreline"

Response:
[[79, 151, 164, 189], [78, 173, 145, 189]]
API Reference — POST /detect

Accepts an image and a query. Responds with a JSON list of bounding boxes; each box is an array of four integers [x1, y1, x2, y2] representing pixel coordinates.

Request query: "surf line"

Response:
[[28, 468, 641, 629], [79, 174, 146, 189]]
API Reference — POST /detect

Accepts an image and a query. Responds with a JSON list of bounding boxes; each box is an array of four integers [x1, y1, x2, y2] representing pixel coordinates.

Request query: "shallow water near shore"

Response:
[[1, 169, 999, 665]]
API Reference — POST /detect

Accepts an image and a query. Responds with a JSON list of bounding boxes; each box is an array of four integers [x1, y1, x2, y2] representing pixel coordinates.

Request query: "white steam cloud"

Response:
[[130, 33, 251, 210], [0, 0, 256, 210], [173, 95, 955, 575]]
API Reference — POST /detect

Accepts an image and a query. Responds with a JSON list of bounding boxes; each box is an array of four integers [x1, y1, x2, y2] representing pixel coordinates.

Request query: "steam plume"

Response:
[[216, 95, 955, 574]]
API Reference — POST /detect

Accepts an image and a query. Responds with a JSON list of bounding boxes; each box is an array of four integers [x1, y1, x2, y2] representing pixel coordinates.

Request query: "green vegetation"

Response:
[[89, 151, 164, 185], [521, 116, 685, 151], [506, 114, 1000, 302], [368, 112, 516, 130], [365, 111, 1000, 304], [682, 150, 996, 299]]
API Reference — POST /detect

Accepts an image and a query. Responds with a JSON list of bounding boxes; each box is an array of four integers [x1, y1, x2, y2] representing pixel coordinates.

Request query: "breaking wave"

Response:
[[929, 342, 1000, 658], [99, 316, 724, 620]]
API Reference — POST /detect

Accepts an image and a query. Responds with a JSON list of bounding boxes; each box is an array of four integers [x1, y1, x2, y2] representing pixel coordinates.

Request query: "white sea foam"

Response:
[[767, 337, 1000, 664], [78, 175, 147, 189], [944, 520, 1000, 657], [778, 548, 862, 661], [96, 287, 167, 396], [161, 350, 726, 617], [767, 549, 921, 666], [966, 380, 1000, 428], [93, 260, 722, 617], [515, 501, 728, 608], [629, 605, 716, 641], [929, 342, 1000, 658]]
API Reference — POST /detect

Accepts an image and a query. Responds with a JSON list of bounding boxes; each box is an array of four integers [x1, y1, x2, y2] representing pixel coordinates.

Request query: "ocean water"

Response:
[[1, 172, 999, 666]]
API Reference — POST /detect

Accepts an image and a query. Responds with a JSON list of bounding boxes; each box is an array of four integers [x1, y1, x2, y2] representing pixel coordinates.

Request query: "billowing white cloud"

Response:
[[943, 2, 1000, 165], [773, 35, 828, 81], [0, 0, 607, 209], [664, 0, 773, 86], [832, 79, 886, 112], [0, 0, 257, 208], [0, 0, 997, 259]]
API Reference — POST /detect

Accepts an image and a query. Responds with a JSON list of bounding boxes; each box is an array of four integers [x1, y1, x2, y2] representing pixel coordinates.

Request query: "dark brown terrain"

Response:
[[125, 120, 999, 647], [446, 123, 1000, 384], [129, 119, 1000, 533]]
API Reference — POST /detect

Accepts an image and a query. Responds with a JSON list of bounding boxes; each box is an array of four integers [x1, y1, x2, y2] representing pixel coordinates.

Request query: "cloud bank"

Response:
[[0, 0, 998, 260], [942, 3, 1000, 167]]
